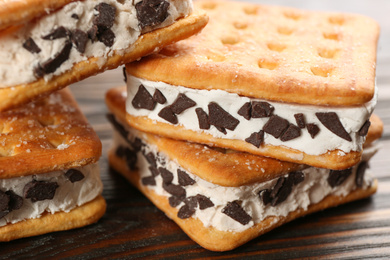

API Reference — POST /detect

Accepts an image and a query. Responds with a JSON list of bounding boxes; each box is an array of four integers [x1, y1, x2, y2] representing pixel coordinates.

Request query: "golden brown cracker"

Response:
[[126, 0, 379, 106]]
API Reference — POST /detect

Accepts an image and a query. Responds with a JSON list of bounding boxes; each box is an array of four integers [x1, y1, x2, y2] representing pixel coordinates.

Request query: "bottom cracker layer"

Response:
[[0, 195, 106, 242]]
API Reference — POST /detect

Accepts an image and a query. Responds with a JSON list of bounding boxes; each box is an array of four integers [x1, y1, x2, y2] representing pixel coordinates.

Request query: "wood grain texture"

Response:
[[1, 0, 390, 258]]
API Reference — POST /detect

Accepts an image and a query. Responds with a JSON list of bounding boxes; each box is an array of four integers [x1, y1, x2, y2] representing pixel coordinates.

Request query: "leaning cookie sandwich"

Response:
[[0, 88, 105, 241], [0, 0, 208, 111], [106, 86, 382, 251]]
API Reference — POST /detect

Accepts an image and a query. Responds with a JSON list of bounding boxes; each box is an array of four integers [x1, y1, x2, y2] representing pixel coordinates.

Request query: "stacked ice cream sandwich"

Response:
[[0, 0, 207, 240], [107, 0, 383, 251]]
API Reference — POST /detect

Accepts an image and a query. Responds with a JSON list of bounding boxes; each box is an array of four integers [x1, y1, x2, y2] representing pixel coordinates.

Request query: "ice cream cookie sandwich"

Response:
[[0, 0, 208, 112], [0, 88, 105, 241], [107, 87, 382, 251], [125, 0, 379, 170]]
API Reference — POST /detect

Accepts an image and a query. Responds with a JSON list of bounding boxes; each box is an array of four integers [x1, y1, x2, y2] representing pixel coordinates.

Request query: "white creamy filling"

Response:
[[112, 121, 376, 233], [0, 0, 192, 87], [0, 163, 103, 227], [126, 76, 377, 156]]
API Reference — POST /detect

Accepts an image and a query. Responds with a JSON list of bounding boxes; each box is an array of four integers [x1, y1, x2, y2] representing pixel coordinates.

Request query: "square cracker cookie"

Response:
[[126, 0, 380, 106], [0, 88, 102, 178]]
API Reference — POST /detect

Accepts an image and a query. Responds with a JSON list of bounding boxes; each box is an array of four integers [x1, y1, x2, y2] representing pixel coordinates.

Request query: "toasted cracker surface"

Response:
[[0, 10, 208, 112], [108, 149, 377, 251], [0, 195, 106, 242], [0, 88, 101, 178], [127, 0, 379, 106]]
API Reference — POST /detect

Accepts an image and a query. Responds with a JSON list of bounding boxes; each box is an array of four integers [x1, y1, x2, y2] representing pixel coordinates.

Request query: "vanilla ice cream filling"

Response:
[[0, 163, 103, 227], [0, 0, 192, 87], [126, 76, 377, 156], [111, 118, 376, 233]]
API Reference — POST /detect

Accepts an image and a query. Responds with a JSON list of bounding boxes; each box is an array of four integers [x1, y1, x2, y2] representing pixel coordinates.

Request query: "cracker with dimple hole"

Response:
[[0, 2, 208, 112]]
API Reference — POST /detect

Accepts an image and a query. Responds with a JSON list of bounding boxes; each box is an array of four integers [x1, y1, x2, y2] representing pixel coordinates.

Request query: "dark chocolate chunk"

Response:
[[115, 145, 127, 158], [238, 102, 252, 120], [132, 138, 143, 153], [93, 3, 116, 29], [208, 102, 240, 131], [143, 152, 157, 168], [215, 126, 227, 134], [122, 67, 127, 83], [177, 204, 196, 219], [355, 161, 368, 188], [195, 108, 210, 130], [159, 167, 174, 184], [307, 123, 320, 139], [42, 26, 69, 40], [158, 106, 178, 124], [34, 41, 72, 77], [271, 176, 294, 206], [125, 148, 138, 170], [132, 85, 157, 110], [23, 37, 41, 54], [195, 194, 214, 210], [222, 201, 252, 225], [0, 191, 9, 212], [97, 28, 115, 47], [316, 112, 352, 141], [170, 94, 196, 114], [0, 211, 8, 219], [106, 114, 129, 141], [259, 189, 271, 205], [280, 124, 301, 142], [177, 169, 195, 186], [6, 190, 23, 211], [65, 169, 85, 183], [163, 183, 186, 197], [270, 177, 285, 201], [136, 0, 170, 29], [245, 130, 264, 148], [87, 25, 99, 42], [290, 171, 305, 185], [327, 168, 352, 188], [71, 29, 88, 53], [141, 176, 156, 186], [294, 113, 306, 128], [251, 101, 274, 118], [149, 166, 160, 177], [23, 180, 59, 202], [153, 89, 166, 104], [263, 115, 289, 139], [71, 13, 79, 19], [169, 195, 185, 207], [358, 120, 371, 137]]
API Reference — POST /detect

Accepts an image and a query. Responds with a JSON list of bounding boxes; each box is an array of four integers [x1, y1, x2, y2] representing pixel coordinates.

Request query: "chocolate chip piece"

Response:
[[153, 89, 166, 104], [245, 130, 264, 148], [170, 94, 196, 114], [358, 120, 371, 137], [122, 67, 127, 82], [178, 203, 196, 219], [115, 145, 127, 158], [93, 3, 116, 29], [158, 106, 178, 124], [307, 123, 320, 139], [327, 168, 352, 188], [144, 152, 157, 168], [106, 114, 129, 141], [280, 124, 301, 142], [195, 194, 214, 210], [0, 191, 9, 212], [316, 112, 352, 141], [263, 115, 289, 139], [251, 101, 274, 118], [136, 0, 170, 29], [125, 149, 138, 170], [6, 190, 23, 211], [215, 126, 227, 134], [141, 176, 156, 186], [355, 161, 368, 188], [290, 171, 305, 185], [132, 85, 157, 110], [148, 167, 159, 178], [87, 25, 99, 42], [222, 201, 252, 225], [163, 183, 186, 197], [65, 169, 85, 183], [23, 180, 59, 202], [177, 169, 195, 186], [42, 26, 69, 40], [71, 29, 88, 53], [195, 108, 210, 130], [34, 41, 72, 77], [238, 102, 252, 120], [208, 102, 240, 131], [169, 195, 185, 207], [132, 138, 143, 153], [23, 38, 41, 54], [271, 176, 294, 206], [270, 177, 285, 202], [71, 13, 79, 19], [159, 167, 174, 184], [294, 113, 306, 128], [97, 28, 115, 47], [259, 189, 271, 205]]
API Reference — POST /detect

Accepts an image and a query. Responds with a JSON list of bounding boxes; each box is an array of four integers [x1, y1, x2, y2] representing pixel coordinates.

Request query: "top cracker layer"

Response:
[[127, 0, 380, 106]]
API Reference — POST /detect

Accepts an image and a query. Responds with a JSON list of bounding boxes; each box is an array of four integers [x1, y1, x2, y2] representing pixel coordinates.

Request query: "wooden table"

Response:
[[1, 0, 389, 258]]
